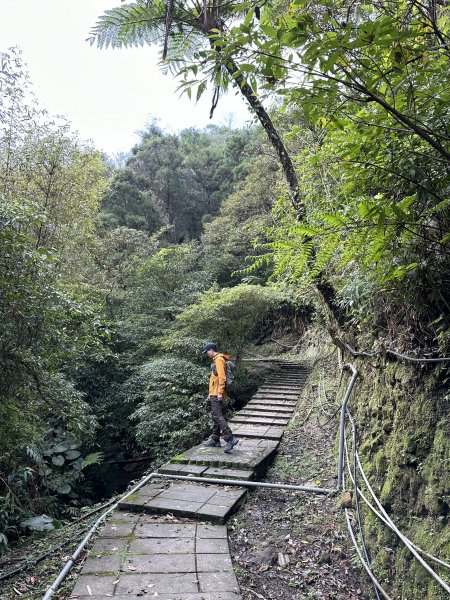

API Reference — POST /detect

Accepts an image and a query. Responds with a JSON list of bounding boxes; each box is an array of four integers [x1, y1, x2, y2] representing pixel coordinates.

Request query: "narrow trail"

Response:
[[228, 360, 372, 600], [63, 363, 312, 600]]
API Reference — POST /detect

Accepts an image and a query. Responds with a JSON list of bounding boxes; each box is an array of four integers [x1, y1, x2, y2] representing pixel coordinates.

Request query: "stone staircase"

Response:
[[69, 362, 309, 600]]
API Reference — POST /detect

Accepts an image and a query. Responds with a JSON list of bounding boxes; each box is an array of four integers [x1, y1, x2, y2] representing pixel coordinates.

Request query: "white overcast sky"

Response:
[[1, 0, 253, 155]]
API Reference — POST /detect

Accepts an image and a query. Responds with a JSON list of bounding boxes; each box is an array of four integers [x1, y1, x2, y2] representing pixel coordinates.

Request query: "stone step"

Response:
[[230, 415, 290, 426], [251, 394, 298, 400], [118, 481, 247, 524], [253, 392, 299, 399], [158, 463, 209, 477], [258, 385, 302, 392], [268, 370, 307, 375], [260, 383, 304, 389], [157, 462, 254, 481], [232, 410, 291, 421], [236, 409, 292, 419], [268, 369, 308, 379], [249, 399, 297, 406], [230, 423, 285, 441], [265, 377, 306, 382], [203, 467, 254, 480], [70, 516, 242, 598], [245, 403, 294, 413], [171, 438, 278, 474], [75, 595, 240, 600], [264, 381, 305, 386], [261, 381, 305, 386], [67, 364, 316, 600]]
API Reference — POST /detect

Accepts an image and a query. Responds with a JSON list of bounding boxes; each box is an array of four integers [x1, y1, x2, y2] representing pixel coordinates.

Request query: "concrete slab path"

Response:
[[69, 362, 309, 600], [70, 512, 240, 600], [118, 482, 247, 523]]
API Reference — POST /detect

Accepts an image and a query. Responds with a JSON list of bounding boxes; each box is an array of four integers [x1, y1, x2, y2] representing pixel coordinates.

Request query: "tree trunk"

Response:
[[224, 58, 304, 216]]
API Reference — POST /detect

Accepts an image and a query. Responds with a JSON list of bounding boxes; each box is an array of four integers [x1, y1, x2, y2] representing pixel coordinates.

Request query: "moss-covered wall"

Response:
[[295, 322, 449, 598], [350, 358, 450, 599]]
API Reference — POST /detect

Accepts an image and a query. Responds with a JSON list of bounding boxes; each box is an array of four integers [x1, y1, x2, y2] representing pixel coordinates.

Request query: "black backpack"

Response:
[[211, 356, 236, 392]]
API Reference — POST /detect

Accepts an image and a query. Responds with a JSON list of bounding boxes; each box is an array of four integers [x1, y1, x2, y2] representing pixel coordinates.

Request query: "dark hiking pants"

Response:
[[209, 395, 233, 442]]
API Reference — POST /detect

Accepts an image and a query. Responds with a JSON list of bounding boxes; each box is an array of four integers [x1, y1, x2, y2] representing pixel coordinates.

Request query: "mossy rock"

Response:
[[347, 357, 449, 597]]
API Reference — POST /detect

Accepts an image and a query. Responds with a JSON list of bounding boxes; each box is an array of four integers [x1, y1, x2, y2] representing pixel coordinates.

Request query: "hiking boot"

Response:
[[224, 436, 239, 453], [204, 438, 221, 448]]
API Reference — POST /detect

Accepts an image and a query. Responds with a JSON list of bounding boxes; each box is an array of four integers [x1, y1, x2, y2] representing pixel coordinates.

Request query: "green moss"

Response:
[[373, 448, 388, 473], [123, 492, 140, 502], [171, 453, 187, 463], [350, 358, 450, 598]]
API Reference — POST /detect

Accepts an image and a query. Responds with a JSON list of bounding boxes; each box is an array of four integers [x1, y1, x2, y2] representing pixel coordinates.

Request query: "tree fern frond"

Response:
[[166, 28, 205, 60], [81, 452, 104, 469], [87, 1, 168, 49]]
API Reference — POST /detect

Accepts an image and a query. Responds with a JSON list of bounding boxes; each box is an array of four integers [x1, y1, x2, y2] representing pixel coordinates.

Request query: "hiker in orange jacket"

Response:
[[202, 342, 238, 453]]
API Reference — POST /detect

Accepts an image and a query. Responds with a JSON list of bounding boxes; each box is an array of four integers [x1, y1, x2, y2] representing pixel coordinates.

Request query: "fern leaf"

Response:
[[26, 445, 43, 465], [81, 452, 104, 469], [88, 1, 167, 49]]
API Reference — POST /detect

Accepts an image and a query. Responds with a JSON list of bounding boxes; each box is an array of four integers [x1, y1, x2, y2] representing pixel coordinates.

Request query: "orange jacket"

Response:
[[208, 353, 231, 398]]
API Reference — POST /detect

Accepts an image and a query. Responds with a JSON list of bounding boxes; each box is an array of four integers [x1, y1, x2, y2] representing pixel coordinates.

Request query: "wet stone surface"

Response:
[[69, 517, 240, 599], [230, 424, 285, 440], [119, 482, 247, 523], [172, 438, 279, 471]]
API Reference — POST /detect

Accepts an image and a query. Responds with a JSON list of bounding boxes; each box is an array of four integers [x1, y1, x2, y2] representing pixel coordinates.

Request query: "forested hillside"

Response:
[[1, 0, 449, 597]]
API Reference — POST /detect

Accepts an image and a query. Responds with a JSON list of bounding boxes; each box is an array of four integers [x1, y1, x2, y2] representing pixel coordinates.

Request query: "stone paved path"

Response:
[[69, 362, 309, 600], [70, 512, 240, 599]]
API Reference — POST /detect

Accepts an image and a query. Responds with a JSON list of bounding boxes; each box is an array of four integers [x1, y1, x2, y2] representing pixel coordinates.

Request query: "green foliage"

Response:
[[0, 202, 90, 443], [0, 50, 105, 262], [100, 168, 165, 234], [0, 53, 108, 546], [87, 0, 197, 52], [209, 3, 449, 258], [202, 152, 279, 285], [207, 0, 450, 348], [126, 243, 210, 349], [130, 356, 210, 462], [74, 242, 211, 467], [0, 200, 104, 542], [100, 124, 254, 242], [175, 283, 288, 353], [26, 432, 103, 498]]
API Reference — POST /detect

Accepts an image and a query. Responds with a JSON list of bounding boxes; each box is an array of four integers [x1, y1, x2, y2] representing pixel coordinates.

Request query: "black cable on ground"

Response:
[[0, 491, 124, 583], [315, 405, 340, 428], [60, 497, 118, 529], [0, 536, 76, 582], [0, 498, 117, 583]]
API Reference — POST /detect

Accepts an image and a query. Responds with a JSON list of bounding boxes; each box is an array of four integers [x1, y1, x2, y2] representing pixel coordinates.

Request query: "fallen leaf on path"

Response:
[[257, 564, 270, 572]]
